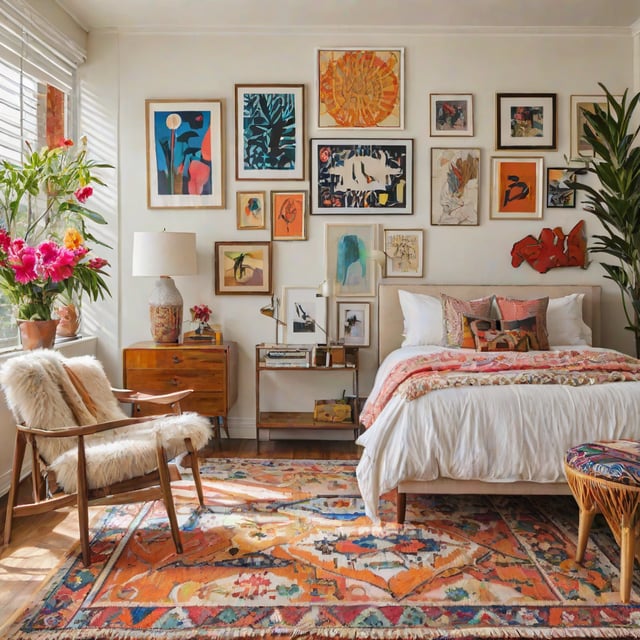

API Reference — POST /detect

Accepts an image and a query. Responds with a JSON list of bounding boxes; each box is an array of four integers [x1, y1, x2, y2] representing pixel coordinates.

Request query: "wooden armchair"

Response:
[[0, 349, 212, 565]]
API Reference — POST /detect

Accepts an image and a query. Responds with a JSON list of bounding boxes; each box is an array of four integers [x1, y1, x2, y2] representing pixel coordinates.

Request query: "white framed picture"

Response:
[[337, 302, 370, 347], [282, 286, 328, 344]]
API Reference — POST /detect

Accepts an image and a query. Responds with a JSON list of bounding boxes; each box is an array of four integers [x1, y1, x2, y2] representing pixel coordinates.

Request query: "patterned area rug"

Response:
[[4, 458, 640, 639]]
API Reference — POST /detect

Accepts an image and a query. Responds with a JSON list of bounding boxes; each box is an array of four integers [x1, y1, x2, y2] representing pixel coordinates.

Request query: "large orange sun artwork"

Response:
[[318, 49, 402, 128]]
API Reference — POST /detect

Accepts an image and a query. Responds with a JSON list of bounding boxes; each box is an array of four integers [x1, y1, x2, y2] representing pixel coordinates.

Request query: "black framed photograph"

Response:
[[496, 93, 557, 150], [310, 138, 413, 214], [546, 167, 581, 209]]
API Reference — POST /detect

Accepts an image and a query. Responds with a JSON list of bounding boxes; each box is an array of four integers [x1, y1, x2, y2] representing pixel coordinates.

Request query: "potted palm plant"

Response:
[[572, 83, 640, 357], [0, 137, 112, 347]]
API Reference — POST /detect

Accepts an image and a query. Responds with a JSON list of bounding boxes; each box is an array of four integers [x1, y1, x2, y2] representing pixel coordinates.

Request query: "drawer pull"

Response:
[[172, 356, 182, 364]]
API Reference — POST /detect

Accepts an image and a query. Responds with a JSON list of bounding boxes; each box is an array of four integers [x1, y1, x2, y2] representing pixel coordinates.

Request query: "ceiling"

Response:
[[54, 0, 640, 32]]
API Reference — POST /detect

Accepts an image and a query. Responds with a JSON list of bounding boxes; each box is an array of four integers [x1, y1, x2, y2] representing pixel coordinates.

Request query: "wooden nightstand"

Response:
[[123, 341, 238, 439]]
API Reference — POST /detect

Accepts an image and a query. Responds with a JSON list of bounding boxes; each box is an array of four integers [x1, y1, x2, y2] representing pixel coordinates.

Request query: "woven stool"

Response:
[[564, 440, 640, 603]]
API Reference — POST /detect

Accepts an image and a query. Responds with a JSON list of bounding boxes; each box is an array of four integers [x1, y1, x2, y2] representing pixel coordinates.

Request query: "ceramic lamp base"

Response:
[[149, 276, 183, 343]]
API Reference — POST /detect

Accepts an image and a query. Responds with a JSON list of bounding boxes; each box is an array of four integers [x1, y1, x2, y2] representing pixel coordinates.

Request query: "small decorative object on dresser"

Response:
[[123, 341, 238, 440]]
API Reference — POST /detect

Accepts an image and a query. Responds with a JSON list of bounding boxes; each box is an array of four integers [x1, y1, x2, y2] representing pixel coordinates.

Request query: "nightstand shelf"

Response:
[[255, 343, 359, 450]]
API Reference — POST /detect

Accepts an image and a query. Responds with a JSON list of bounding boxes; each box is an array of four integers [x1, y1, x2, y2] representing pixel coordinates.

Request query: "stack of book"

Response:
[[264, 348, 310, 367]]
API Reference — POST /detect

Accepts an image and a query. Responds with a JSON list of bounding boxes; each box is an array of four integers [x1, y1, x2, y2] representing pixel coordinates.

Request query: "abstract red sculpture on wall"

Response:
[[511, 220, 587, 274]]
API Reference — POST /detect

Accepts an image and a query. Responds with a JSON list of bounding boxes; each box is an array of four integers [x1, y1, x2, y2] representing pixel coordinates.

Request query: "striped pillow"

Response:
[[495, 296, 549, 350]]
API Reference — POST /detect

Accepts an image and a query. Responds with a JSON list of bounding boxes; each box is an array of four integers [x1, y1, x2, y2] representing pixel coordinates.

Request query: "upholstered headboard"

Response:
[[377, 284, 602, 364]]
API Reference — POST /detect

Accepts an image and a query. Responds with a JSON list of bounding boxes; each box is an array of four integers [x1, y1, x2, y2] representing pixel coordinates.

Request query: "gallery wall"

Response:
[[76, 26, 637, 438]]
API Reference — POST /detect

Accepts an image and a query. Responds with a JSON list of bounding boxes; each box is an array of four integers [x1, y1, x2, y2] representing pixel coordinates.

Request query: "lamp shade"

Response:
[[132, 231, 197, 276]]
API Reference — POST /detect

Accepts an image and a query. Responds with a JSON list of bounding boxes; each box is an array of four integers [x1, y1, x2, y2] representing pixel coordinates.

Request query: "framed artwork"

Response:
[[310, 138, 413, 214], [495, 93, 557, 150], [214, 241, 272, 295], [271, 190, 307, 240], [430, 93, 474, 136], [570, 94, 621, 158], [146, 99, 224, 209], [546, 167, 580, 209], [316, 47, 404, 129], [490, 156, 544, 220], [430, 147, 480, 225], [236, 191, 266, 230], [234, 84, 305, 180], [325, 223, 377, 297], [383, 228, 424, 277], [337, 301, 370, 347], [282, 286, 327, 344]]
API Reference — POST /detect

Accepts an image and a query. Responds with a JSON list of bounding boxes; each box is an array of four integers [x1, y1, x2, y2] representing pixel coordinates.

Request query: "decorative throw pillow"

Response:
[[500, 315, 542, 350], [461, 315, 498, 349], [441, 294, 494, 347], [472, 328, 530, 353], [495, 296, 550, 350]]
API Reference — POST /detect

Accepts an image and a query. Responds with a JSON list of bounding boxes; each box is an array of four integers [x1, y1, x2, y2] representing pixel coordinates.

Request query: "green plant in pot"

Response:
[[572, 83, 640, 357], [0, 137, 112, 347]]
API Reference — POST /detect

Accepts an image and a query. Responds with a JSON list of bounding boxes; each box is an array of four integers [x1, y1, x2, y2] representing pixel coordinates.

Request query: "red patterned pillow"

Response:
[[495, 296, 549, 350], [472, 327, 530, 352], [441, 294, 494, 347], [461, 315, 498, 349]]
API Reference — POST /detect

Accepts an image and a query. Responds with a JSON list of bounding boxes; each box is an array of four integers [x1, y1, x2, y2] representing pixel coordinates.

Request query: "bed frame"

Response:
[[376, 283, 602, 523]]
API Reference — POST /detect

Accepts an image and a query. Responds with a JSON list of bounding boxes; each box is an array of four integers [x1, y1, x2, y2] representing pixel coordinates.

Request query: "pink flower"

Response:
[[74, 186, 93, 203], [58, 138, 74, 147], [9, 245, 37, 283], [0, 229, 10, 253], [88, 257, 108, 270], [43, 247, 76, 282]]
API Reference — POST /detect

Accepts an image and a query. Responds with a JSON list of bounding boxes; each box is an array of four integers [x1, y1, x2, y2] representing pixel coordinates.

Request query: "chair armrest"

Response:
[[17, 416, 167, 439], [113, 388, 193, 405]]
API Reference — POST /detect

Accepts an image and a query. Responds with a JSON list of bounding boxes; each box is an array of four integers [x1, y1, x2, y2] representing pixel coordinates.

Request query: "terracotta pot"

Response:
[[18, 319, 60, 350]]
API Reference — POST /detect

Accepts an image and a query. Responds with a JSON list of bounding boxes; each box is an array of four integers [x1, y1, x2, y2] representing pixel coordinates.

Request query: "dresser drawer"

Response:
[[124, 349, 226, 369], [133, 392, 225, 417], [125, 368, 225, 393]]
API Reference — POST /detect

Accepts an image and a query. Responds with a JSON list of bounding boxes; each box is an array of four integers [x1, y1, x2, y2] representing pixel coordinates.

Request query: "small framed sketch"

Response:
[[570, 93, 621, 158], [282, 286, 327, 344], [236, 191, 266, 230], [317, 47, 404, 129], [431, 148, 480, 225], [337, 302, 370, 347], [214, 241, 272, 295], [310, 138, 413, 214], [271, 190, 307, 240], [496, 93, 557, 150], [146, 99, 224, 209], [430, 93, 474, 136], [490, 156, 544, 220], [546, 167, 580, 209], [325, 223, 377, 297], [235, 84, 305, 180], [383, 228, 424, 277]]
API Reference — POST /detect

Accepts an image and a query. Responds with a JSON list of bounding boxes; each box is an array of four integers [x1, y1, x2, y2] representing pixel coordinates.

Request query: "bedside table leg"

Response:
[[219, 416, 230, 439]]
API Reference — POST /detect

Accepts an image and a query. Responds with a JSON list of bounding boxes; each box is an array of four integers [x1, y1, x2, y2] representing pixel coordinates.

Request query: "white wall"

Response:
[[79, 26, 636, 438]]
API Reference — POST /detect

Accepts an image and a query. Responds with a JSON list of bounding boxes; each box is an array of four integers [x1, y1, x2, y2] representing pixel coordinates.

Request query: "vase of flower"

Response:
[[17, 319, 59, 350]]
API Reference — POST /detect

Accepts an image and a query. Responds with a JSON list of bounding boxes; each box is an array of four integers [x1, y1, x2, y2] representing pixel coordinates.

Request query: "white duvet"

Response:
[[356, 345, 640, 521]]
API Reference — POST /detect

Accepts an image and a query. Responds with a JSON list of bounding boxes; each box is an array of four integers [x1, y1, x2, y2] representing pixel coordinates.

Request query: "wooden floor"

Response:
[[0, 438, 360, 633]]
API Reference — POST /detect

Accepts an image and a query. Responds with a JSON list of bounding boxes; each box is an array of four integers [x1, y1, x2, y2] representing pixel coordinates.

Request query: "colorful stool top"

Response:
[[565, 440, 640, 486]]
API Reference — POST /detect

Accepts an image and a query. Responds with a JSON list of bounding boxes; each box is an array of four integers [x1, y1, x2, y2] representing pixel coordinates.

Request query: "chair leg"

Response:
[[620, 516, 635, 603], [4, 432, 27, 547], [184, 437, 205, 507], [576, 505, 597, 563], [76, 436, 91, 566], [396, 490, 407, 524], [156, 442, 183, 554]]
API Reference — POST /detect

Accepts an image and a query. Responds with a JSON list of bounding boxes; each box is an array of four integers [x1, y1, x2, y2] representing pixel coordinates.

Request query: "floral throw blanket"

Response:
[[360, 349, 640, 429]]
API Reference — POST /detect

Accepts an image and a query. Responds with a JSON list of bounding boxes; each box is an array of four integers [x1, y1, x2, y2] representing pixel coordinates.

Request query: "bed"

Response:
[[355, 284, 640, 523]]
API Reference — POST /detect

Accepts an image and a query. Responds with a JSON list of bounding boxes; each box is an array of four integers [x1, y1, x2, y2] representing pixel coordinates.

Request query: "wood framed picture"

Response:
[[546, 167, 580, 209], [271, 190, 307, 240], [496, 93, 557, 150], [570, 93, 621, 158], [234, 84, 305, 180], [146, 99, 224, 208], [430, 147, 480, 225], [214, 241, 272, 295], [325, 223, 377, 297], [236, 191, 266, 230], [337, 301, 370, 347], [383, 228, 424, 277], [282, 286, 327, 344], [316, 47, 404, 129], [490, 156, 544, 220], [430, 93, 474, 136], [310, 138, 413, 214]]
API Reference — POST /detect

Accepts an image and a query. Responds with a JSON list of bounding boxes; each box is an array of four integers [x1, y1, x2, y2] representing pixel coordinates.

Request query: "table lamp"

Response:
[[132, 231, 197, 343]]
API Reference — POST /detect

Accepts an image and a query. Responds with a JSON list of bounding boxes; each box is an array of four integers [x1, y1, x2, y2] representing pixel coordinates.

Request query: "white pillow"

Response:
[[547, 293, 592, 346], [398, 290, 443, 346]]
